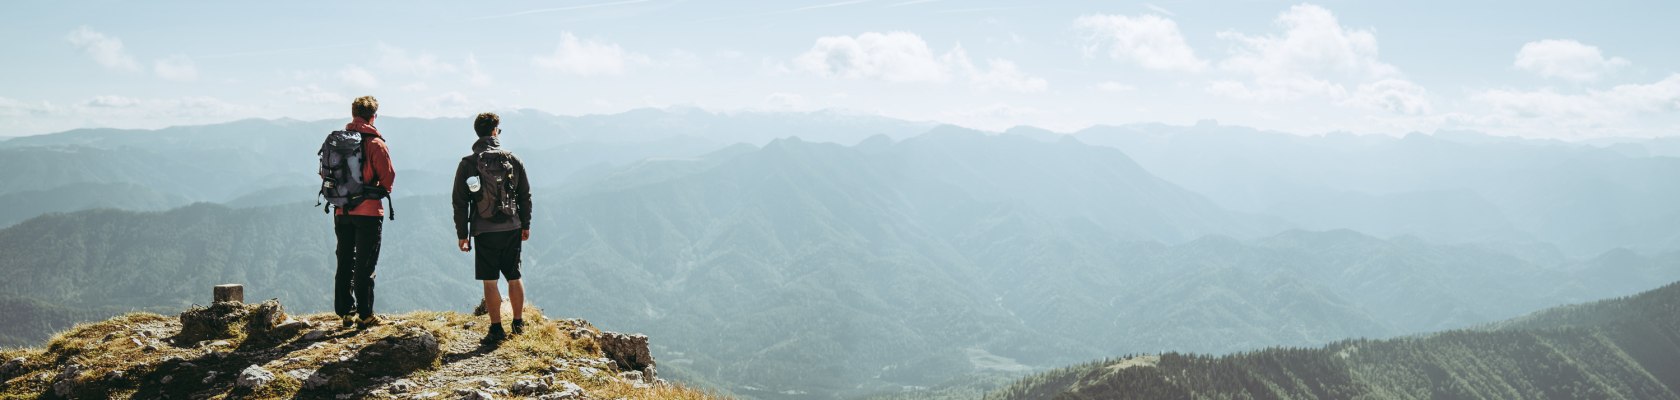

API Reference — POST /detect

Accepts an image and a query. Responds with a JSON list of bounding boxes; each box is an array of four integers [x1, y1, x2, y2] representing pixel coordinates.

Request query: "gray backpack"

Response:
[[318, 130, 366, 211], [474, 148, 520, 222], [317, 130, 393, 218]]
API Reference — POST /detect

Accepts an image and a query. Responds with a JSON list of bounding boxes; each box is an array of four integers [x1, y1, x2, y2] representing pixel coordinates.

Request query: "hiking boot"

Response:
[[481, 323, 507, 345], [341, 315, 356, 329], [510, 319, 525, 335], [356, 315, 383, 330]]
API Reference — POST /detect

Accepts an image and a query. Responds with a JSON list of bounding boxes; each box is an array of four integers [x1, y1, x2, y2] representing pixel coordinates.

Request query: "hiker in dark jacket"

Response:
[[336, 95, 395, 330], [451, 112, 533, 343]]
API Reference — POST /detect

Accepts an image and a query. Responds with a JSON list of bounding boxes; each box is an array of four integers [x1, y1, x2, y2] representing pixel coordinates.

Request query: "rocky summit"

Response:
[[0, 298, 715, 399]]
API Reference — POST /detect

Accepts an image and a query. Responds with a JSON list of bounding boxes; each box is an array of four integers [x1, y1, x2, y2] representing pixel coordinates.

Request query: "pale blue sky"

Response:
[[2, 0, 1676, 139]]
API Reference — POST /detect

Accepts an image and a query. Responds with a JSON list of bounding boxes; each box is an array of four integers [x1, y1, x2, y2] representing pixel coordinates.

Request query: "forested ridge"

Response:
[[987, 281, 1680, 400]]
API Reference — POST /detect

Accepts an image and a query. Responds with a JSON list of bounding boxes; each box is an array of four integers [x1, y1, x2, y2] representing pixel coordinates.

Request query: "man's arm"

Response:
[[368, 137, 396, 192], [451, 158, 473, 241], [514, 153, 533, 233]]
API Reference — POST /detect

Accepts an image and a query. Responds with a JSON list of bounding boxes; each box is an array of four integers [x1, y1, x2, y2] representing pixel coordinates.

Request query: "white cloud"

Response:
[[532, 32, 648, 76], [793, 31, 1048, 92], [65, 26, 140, 72], [280, 85, 344, 104], [400, 82, 430, 92], [794, 31, 951, 83], [1215, 4, 1398, 97], [153, 55, 198, 81], [1095, 81, 1136, 92], [465, 54, 493, 86], [1204, 3, 1430, 116], [1462, 74, 1680, 138], [937, 103, 1066, 131], [377, 43, 459, 77], [1143, 3, 1176, 17], [1346, 79, 1432, 115], [338, 65, 379, 88], [1074, 14, 1206, 72], [949, 49, 1048, 93], [1513, 39, 1629, 82], [0, 97, 55, 117], [430, 91, 470, 107], [764, 92, 809, 111]]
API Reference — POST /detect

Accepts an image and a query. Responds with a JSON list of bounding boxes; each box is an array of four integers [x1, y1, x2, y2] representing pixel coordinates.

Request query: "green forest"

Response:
[[986, 280, 1680, 400]]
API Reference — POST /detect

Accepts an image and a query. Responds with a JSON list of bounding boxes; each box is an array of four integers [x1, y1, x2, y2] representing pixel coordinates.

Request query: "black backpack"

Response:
[[317, 130, 394, 219], [473, 148, 519, 222]]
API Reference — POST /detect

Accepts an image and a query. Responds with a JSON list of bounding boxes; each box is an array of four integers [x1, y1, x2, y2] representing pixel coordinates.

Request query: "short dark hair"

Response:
[[351, 96, 378, 119], [474, 112, 500, 137]]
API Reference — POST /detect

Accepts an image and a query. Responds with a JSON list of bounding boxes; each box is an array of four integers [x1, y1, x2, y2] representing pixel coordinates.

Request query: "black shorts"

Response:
[[474, 230, 522, 281]]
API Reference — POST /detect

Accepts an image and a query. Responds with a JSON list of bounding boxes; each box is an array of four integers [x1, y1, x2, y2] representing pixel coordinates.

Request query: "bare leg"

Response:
[[482, 280, 502, 324], [508, 279, 525, 321]]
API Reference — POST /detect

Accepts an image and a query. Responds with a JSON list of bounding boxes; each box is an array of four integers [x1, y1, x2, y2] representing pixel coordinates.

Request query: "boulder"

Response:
[[511, 378, 550, 395], [362, 327, 442, 371], [309, 327, 441, 392], [246, 299, 286, 333], [51, 364, 81, 397], [0, 357, 25, 377], [597, 331, 656, 377], [236, 365, 275, 389], [467, 377, 499, 388], [455, 387, 502, 400], [176, 301, 250, 343], [538, 381, 586, 400], [389, 378, 416, 393]]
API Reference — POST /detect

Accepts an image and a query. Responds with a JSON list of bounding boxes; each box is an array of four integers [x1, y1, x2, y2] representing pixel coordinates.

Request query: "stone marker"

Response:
[[214, 284, 244, 303]]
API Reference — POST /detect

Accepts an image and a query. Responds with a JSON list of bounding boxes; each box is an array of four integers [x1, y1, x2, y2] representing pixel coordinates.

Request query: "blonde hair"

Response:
[[351, 96, 379, 119]]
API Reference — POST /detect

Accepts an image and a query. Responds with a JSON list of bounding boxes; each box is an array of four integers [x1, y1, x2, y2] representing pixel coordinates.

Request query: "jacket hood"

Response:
[[472, 136, 500, 153], [347, 117, 381, 137]]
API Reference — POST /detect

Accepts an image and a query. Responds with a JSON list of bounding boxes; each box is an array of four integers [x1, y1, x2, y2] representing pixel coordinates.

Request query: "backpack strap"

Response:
[[358, 132, 396, 221]]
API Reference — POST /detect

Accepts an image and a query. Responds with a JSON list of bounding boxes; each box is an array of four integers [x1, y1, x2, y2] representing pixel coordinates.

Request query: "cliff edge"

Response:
[[0, 297, 719, 399]]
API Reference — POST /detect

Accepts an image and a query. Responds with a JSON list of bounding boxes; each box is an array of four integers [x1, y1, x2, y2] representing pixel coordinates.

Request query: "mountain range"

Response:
[[2, 110, 1678, 399]]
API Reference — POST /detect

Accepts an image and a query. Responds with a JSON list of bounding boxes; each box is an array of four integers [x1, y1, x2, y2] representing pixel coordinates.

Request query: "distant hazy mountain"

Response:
[[0, 182, 190, 227], [0, 109, 934, 228], [985, 279, 1680, 400], [3, 130, 1675, 399], [7, 111, 1678, 257], [1073, 122, 1680, 256]]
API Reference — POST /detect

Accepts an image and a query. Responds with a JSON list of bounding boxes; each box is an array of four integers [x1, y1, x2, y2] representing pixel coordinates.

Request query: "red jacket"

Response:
[[337, 117, 394, 217]]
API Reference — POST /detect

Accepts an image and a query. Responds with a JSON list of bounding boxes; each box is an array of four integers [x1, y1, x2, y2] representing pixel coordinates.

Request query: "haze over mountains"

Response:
[[2, 109, 1678, 399]]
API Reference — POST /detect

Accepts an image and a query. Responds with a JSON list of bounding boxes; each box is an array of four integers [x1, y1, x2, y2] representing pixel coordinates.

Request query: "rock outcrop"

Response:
[[598, 331, 658, 381], [0, 297, 706, 399]]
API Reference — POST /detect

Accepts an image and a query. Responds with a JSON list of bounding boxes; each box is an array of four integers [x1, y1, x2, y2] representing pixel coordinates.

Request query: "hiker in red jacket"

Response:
[[335, 95, 396, 330]]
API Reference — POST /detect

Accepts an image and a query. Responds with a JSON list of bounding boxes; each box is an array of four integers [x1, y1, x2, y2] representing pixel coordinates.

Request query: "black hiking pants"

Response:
[[334, 215, 382, 317]]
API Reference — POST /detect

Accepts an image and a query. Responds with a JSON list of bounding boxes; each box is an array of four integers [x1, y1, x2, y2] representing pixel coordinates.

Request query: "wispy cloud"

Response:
[[889, 0, 941, 6], [471, 0, 652, 21], [532, 32, 649, 76], [1514, 39, 1629, 82], [1074, 14, 1207, 72], [195, 43, 369, 60], [153, 56, 198, 81], [338, 65, 379, 88], [793, 0, 871, 12], [937, 6, 1037, 14], [693, 0, 873, 23], [65, 26, 140, 72], [792, 31, 1047, 92], [1143, 3, 1176, 17]]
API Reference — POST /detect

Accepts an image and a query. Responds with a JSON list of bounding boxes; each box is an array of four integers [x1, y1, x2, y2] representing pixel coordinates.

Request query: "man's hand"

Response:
[[458, 239, 471, 252], [521, 230, 530, 241]]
